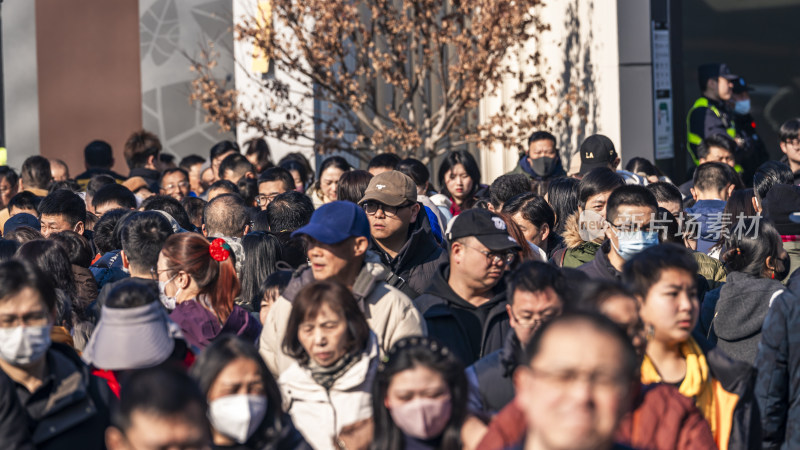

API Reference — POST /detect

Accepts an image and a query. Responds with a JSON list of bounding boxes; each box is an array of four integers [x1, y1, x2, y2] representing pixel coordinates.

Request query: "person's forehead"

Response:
[[40, 214, 69, 224], [127, 409, 207, 446], [512, 288, 561, 310], [0, 287, 47, 314], [708, 145, 732, 156], [530, 139, 555, 149], [259, 180, 286, 192], [534, 324, 624, 368], [612, 204, 655, 224], [163, 171, 187, 181]]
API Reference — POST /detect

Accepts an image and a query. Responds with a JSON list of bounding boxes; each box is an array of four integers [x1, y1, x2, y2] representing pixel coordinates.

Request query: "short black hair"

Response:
[[646, 181, 682, 206], [141, 195, 194, 231], [93, 209, 130, 254], [0, 259, 56, 312], [38, 189, 86, 227], [92, 184, 137, 210], [48, 180, 81, 194], [693, 162, 734, 193], [337, 170, 373, 204], [236, 177, 258, 207], [547, 177, 580, 235], [20, 156, 52, 189], [105, 278, 159, 309], [124, 130, 161, 170], [0, 166, 19, 189], [622, 243, 698, 298], [180, 197, 206, 229], [252, 209, 270, 232], [206, 180, 239, 196], [7, 191, 41, 213], [50, 231, 94, 268], [179, 154, 206, 172], [84, 140, 114, 168], [203, 194, 249, 237], [507, 261, 567, 305], [120, 211, 174, 271], [578, 168, 625, 209], [159, 153, 176, 166], [367, 153, 401, 171], [0, 239, 20, 261], [244, 138, 273, 172], [266, 191, 314, 232], [574, 279, 635, 313], [754, 160, 793, 203], [605, 185, 658, 223], [779, 118, 800, 142], [523, 312, 638, 382], [528, 130, 557, 147], [489, 174, 531, 209], [502, 193, 556, 233], [112, 365, 208, 434], [395, 158, 430, 188], [218, 153, 254, 180], [696, 134, 736, 161], [86, 174, 118, 197], [209, 140, 239, 160], [258, 167, 294, 192]]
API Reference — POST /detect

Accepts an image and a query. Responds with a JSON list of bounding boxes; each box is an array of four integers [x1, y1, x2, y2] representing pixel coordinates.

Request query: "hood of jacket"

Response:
[[713, 271, 784, 341], [415, 263, 506, 314], [170, 301, 262, 350], [561, 211, 605, 249], [283, 251, 389, 306]]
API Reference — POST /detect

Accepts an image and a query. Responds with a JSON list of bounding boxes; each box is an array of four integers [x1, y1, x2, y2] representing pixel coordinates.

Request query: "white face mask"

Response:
[[158, 275, 180, 311], [208, 394, 268, 444], [0, 325, 52, 366]]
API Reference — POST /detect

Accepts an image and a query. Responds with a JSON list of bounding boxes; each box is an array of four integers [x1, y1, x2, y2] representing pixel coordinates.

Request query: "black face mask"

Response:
[[530, 156, 557, 176], [775, 255, 791, 281]]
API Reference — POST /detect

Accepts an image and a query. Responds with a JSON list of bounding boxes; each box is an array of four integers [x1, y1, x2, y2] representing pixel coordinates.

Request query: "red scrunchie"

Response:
[[209, 238, 231, 262]]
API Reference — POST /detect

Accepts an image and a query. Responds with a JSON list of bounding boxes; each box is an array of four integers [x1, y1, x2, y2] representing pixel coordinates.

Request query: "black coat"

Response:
[[0, 370, 33, 449], [371, 207, 448, 298], [466, 331, 521, 419], [576, 241, 622, 282], [754, 273, 800, 449], [11, 343, 115, 450], [414, 264, 509, 366]]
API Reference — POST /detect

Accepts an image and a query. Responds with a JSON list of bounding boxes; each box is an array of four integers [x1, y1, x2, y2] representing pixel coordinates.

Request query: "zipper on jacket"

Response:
[[707, 311, 718, 340], [327, 388, 343, 449]]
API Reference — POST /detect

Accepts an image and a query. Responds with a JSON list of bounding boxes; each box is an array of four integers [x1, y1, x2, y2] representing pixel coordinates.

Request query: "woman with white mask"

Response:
[[371, 337, 468, 450], [190, 335, 309, 450]]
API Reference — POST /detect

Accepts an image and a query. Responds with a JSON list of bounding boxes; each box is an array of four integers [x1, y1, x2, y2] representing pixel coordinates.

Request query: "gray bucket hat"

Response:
[[82, 301, 181, 371]]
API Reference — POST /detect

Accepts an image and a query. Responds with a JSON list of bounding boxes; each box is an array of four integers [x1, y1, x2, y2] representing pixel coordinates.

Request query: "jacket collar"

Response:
[[418, 263, 506, 315], [283, 252, 388, 306], [370, 206, 441, 270]]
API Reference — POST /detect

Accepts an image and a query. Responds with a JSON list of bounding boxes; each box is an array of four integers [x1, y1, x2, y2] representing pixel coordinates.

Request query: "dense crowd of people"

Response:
[[2, 65, 800, 449]]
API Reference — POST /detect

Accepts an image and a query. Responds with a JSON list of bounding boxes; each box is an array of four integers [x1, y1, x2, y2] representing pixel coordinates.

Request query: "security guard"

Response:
[[686, 63, 739, 166], [730, 77, 769, 186]]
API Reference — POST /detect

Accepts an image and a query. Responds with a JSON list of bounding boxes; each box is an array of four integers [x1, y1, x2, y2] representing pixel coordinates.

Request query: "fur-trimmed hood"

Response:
[[561, 211, 605, 249]]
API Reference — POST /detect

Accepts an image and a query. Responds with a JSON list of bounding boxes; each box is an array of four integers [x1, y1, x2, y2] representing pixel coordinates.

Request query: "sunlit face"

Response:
[[451, 237, 509, 291], [528, 139, 557, 160], [366, 202, 419, 242], [207, 358, 265, 402], [160, 171, 190, 201], [257, 181, 289, 210], [508, 287, 562, 346], [698, 146, 735, 168], [40, 214, 82, 238], [51, 163, 68, 182], [582, 191, 613, 218], [320, 167, 345, 202], [444, 164, 474, 203], [599, 295, 646, 359], [211, 150, 237, 181], [638, 268, 698, 347], [511, 212, 548, 247], [0, 286, 54, 342], [780, 137, 800, 164], [0, 177, 18, 208], [385, 365, 450, 409], [717, 76, 733, 101], [605, 205, 656, 255], [297, 303, 348, 367], [186, 163, 205, 195], [516, 324, 633, 450], [259, 287, 279, 325], [289, 169, 305, 193], [306, 237, 357, 282]]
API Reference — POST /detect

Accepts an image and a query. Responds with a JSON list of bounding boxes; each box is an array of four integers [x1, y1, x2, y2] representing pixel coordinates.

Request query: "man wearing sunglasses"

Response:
[[358, 171, 448, 298], [414, 209, 521, 366]]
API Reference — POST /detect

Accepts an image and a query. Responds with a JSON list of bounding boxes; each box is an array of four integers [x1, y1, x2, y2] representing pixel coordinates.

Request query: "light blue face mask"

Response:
[[734, 99, 751, 115], [611, 230, 659, 261]]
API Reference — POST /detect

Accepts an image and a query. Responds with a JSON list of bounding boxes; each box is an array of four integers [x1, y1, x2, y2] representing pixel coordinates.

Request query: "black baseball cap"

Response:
[[698, 63, 739, 90], [579, 135, 618, 175], [446, 209, 521, 252], [732, 77, 754, 94]]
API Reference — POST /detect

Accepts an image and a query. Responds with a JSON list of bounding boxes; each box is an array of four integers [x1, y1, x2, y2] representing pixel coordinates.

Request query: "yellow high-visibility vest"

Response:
[[686, 97, 737, 166]]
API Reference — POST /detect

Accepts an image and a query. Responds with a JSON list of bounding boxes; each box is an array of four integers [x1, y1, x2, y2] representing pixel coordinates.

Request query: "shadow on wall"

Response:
[[550, 0, 598, 174]]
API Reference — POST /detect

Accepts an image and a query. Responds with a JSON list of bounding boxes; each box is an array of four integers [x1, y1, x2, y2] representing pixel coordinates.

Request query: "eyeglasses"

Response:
[[784, 138, 800, 147], [161, 181, 189, 190], [462, 243, 516, 265], [256, 193, 280, 206], [510, 308, 560, 329], [362, 201, 412, 218], [529, 366, 628, 392], [0, 311, 49, 328]]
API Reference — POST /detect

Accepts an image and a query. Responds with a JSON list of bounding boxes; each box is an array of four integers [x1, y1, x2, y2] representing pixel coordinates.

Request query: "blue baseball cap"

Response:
[[3, 213, 41, 236], [292, 201, 370, 244]]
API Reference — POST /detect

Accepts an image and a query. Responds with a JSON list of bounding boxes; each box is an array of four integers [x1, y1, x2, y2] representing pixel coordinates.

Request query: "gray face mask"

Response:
[[0, 325, 51, 366], [530, 156, 557, 176]]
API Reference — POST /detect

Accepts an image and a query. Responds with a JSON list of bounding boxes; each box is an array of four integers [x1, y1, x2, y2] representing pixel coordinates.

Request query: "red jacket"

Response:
[[477, 383, 716, 450]]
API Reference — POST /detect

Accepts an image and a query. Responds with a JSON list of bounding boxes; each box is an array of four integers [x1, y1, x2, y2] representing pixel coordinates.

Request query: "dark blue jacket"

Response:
[[685, 199, 727, 254]]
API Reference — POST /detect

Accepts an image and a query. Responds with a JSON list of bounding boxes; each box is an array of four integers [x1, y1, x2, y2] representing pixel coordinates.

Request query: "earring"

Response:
[[646, 324, 655, 340]]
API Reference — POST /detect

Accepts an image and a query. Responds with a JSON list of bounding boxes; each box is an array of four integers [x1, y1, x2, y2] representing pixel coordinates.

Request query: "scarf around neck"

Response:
[[307, 350, 363, 390]]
